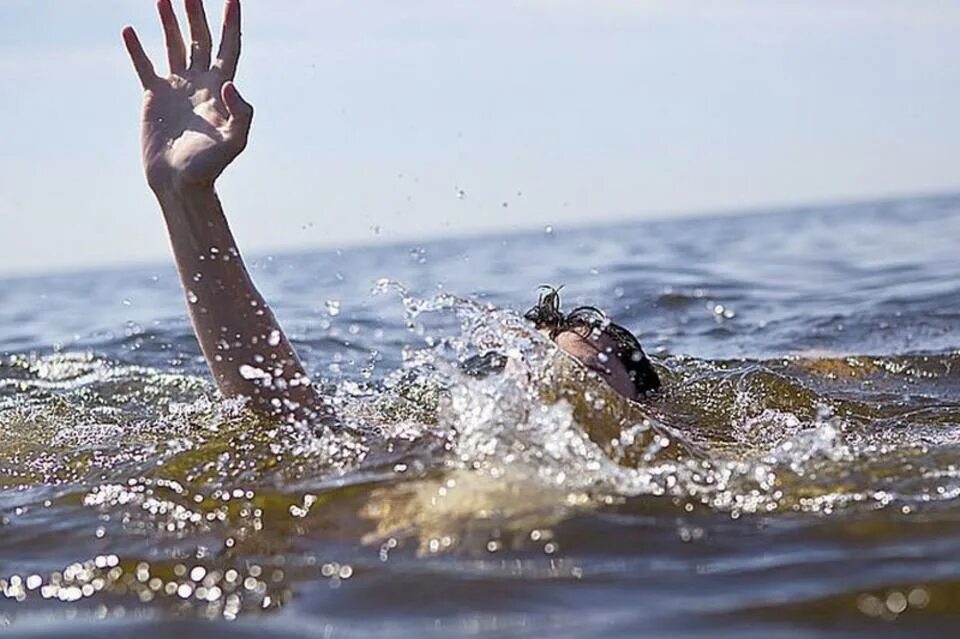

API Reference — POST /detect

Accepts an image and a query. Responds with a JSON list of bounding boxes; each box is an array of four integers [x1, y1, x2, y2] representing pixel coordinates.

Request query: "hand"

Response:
[[123, 0, 252, 191]]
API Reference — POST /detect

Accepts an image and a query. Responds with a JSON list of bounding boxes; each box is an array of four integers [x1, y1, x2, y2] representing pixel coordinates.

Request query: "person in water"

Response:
[[121, 0, 660, 425]]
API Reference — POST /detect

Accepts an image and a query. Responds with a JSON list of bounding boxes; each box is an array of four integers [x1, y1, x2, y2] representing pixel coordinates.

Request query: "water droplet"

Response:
[[886, 591, 908, 614], [325, 300, 341, 317], [908, 588, 930, 608]]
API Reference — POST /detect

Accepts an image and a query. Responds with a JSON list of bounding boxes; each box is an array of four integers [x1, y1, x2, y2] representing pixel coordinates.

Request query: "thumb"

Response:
[[222, 81, 254, 137]]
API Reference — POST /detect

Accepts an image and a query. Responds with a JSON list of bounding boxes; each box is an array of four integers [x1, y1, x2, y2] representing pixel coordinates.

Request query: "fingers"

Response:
[[122, 27, 159, 89], [185, 0, 213, 72], [223, 81, 253, 125], [158, 0, 187, 74], [216, 0, 241, 79], [222, 81, 254, 146]]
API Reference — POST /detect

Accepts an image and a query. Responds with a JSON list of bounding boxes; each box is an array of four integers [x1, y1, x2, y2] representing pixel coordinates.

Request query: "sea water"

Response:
[[1, 195, 960, 637]]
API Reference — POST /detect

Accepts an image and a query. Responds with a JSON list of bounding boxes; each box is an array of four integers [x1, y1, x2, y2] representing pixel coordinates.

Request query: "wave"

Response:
[[2, 286, 960, 622]]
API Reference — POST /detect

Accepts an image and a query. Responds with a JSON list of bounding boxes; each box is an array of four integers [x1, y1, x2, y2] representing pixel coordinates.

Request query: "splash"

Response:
[[3, 287, 960, 622]]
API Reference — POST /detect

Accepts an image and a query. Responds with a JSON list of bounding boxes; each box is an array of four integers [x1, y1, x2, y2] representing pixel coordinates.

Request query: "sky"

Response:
[[0, 0, 958, 277]]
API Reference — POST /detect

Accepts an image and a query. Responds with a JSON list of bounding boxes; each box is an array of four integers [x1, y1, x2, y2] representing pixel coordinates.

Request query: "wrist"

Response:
[[152, 174, 222, 231], [148, 168, 215, 200]]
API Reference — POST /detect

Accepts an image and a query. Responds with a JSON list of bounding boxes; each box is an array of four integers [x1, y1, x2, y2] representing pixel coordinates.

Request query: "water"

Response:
[[2, 195, 960, 637]]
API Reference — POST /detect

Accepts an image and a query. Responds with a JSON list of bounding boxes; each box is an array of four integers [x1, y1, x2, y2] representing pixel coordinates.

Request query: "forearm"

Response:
[[154, 182, 327, 424]]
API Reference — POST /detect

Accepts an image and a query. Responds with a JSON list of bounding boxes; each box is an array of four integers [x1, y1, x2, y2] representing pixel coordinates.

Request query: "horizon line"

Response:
[[2, 187, 958, 284]]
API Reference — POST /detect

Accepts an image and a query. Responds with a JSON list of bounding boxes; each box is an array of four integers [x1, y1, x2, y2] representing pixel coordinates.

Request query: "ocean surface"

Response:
[[2, 195, 960, 638]]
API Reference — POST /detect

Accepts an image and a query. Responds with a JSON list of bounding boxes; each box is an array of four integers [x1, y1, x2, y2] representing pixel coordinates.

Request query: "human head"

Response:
[[523, 286, 661, 400]]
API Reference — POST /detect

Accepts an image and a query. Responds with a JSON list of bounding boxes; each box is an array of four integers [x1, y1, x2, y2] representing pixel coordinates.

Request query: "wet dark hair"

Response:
[[523, 286, 661, 397]]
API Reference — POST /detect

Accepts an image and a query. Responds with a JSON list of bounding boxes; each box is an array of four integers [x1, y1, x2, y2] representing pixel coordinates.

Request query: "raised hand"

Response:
[[123, 0, 252, 191], [121, 0, 326, 425]]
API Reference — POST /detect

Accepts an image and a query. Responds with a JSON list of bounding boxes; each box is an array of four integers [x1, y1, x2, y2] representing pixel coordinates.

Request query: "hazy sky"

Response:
[[1, 1, 958, 277]]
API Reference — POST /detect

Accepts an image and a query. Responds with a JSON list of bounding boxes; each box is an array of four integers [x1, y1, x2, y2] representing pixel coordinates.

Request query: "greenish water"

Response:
[[2, 195, 960, 637]]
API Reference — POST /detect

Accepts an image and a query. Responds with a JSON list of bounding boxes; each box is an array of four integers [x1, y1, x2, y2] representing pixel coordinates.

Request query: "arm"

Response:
[[123, 0, 328, 424]]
